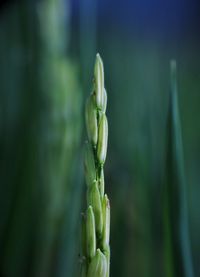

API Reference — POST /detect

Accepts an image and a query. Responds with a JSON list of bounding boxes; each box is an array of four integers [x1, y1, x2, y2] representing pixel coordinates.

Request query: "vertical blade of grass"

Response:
[[163, 60, 194, 277]]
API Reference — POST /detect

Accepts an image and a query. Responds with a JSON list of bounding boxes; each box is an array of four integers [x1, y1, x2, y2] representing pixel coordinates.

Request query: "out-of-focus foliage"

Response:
[[0, 1, 82, 277], [163, 62, 194, 277], [0, 0, 200, 277]]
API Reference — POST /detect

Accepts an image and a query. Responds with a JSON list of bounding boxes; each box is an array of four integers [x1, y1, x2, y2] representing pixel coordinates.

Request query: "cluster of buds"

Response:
[[81, 54, 110, 277]]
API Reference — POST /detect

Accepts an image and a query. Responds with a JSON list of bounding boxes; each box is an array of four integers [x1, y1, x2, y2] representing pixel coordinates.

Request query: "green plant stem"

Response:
[[81, 54, 110, 277]]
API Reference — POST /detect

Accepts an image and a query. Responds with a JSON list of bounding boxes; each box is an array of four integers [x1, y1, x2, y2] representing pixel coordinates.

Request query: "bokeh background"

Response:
[[0, 0, 200, 276]]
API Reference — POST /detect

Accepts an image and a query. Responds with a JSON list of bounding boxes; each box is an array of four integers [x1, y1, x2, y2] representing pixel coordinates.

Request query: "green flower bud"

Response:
[[84, 143, 96, 187], [85, 94, 98, 146], [94, 53, 104, 110], [99, 168, 105, 198], [103, 245, 110, 277], [87, 249, 107, 277], [102, 194, 110, 249], [87, 181, 103, 236], [86, 206, 96, 259], [97, 114, 108, 165], [102, 88, 107, 114]]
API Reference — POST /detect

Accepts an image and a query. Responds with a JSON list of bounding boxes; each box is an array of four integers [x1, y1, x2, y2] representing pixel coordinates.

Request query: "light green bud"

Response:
[[102, 194, 110, 249], [102, 88, 107, 114], [84, 143, 96, 187], [103, 245, 110, 277], [99, 168, 105, 198], [87, 249, 107, 277], [85, 94, 98, 145], [86, 206, 96, 259], [97, 114, 108, 165], [94, 53, 104, 110], [87, 181, 103, 236]]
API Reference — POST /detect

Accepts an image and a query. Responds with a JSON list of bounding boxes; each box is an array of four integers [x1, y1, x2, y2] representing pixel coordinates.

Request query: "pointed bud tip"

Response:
[[95, 53, 102, 64], [94, 53, 104, 109], [96, 53, 101, 59], [96, 248, 101, 255], [96, 248, 106, 259], [87, 206, 94, 217], [96, 53, 103, 67], [87, 248, 107, 277], [95, 53, 103, 69], [104, 194, 110, 207], [88, 205, 93, 212]]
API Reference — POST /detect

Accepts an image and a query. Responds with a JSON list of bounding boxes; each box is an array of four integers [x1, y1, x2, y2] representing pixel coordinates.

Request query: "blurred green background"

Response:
[[0, 0, 199, 276]]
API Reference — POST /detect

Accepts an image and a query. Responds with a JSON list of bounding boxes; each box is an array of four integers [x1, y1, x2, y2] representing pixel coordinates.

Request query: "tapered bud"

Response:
[[97, 114, 108, 164], [99, 168, 105, 197], [103, 245, 110, 277], [84, 143, 96, 187], [85, 94, 98, 145], [87, 181, 103, 235], [94, 53, 104, 110], [87, 249, 107, 277], [102, 194, 110, 249], [102, 88, 107, 113], [86, 206, 96, 259]]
